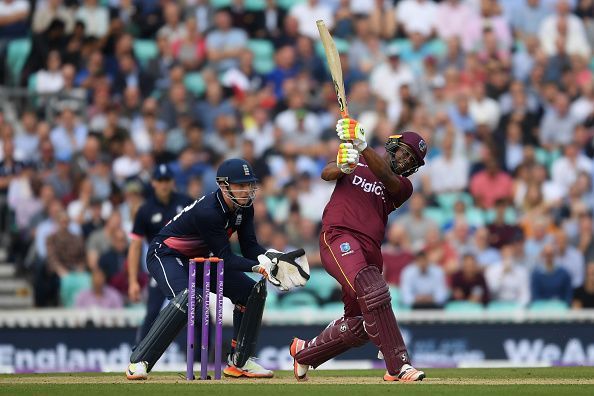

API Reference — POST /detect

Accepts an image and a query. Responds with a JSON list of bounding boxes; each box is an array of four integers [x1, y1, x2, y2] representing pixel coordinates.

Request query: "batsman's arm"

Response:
[[321, 161, 346, 181], [361, 147, 405, 196]]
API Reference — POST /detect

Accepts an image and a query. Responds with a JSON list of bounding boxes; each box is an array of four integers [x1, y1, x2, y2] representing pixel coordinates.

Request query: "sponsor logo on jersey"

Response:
[[235, 214, 243, 226], [352, 175, 386, 202], [340, 242, 354, 256], [151, 213, 163, 223]]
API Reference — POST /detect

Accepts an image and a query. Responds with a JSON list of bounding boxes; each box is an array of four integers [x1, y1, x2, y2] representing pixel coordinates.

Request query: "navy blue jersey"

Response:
[[131, 192, 193, 243], [155, 189, 266, 271]]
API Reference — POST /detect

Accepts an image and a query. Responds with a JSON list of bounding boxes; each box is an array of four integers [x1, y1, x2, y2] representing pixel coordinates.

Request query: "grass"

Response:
[[1, 368, 593, 396]]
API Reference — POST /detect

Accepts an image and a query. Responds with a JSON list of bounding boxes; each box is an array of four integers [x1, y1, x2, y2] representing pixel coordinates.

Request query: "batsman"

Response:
[[126, 158, 310, 380], [290, 118, 427, 382]]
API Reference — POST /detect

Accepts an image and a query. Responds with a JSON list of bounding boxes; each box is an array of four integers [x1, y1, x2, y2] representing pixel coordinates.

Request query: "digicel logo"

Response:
[[352, 175, 384, 196]]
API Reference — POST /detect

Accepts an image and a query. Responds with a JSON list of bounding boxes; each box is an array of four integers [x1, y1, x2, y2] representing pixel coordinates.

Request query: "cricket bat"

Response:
[[316, 20, 349, 118]]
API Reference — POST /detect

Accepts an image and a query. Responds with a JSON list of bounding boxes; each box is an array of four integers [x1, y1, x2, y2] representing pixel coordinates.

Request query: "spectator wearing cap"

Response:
[[531, 243, 573, 305], [400, 248, 449, 309], [451, 253, 490, 305], [485, 243, 531, 306]]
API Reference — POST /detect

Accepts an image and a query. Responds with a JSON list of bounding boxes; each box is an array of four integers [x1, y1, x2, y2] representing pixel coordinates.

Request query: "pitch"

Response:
[[1, 367, 593, 395]]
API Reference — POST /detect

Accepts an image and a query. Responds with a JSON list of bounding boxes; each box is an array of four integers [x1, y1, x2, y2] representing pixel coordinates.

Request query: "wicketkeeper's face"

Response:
[[228, 182, 257, 205]]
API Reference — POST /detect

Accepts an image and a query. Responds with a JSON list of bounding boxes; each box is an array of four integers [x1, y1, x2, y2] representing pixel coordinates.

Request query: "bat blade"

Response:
[[316, 20, 349, 118]]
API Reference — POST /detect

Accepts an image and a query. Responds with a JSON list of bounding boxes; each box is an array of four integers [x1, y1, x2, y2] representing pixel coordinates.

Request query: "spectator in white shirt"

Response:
[[401, 249, 449, 309], [289, 0, 334, 40], [395, 0, 437, 38], [75, 0, 109, 38], [469, 83, 501, 131], [485, 243, 531, 306], [157, 2, 186, 44], [551, 142, 593, 195], [538, 0, 591, 57], [369, 46, 415, 106], [36, 50, 65, 95], [427, 131, 469, 194]]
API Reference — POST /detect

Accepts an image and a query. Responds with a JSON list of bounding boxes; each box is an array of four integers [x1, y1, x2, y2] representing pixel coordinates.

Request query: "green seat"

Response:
[[265, 291, 279, 309], [27, 73, 37, 93], [304, 269, 339, 301], [315, 38, 350, 60], [465, 207, 486, 227], [60, 271, 92, 308], [7, 38, 31, 85], [435, 192, 474, 212], [444, 301, 484, 313], [278, 291, 319, 309], [529, 300, 569, 312], [320, 301, 344, 316], [484, 207, 518, 225], [133, 39, 158, 68], [389, 286, 400, 309], [247, 39, 275, 74], [245, 0, 266, 10], [423, 207, 449, 228], [278, 0, 305, 9], [184, 72, 206, 97], [210, 0, 232, 8], [487, 300, 524, 312]]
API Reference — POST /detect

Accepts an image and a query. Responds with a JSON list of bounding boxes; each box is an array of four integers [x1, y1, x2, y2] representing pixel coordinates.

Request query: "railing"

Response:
[[1, 307, 594, 328]]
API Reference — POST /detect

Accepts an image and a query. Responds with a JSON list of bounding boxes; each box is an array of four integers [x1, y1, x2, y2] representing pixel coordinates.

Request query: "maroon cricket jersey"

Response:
[[322, 157, 413, 245]]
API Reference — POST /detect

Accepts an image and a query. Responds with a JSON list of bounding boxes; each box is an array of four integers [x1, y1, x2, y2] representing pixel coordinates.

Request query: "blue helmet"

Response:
[[216, 158, 258, 184], [216, 159, 258, 208]]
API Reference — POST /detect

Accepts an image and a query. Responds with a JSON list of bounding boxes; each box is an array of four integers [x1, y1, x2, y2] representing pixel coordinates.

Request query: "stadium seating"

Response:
[[278, 290, 319, 309], [423, 207, 449, 228], [304, 269, 340, 302], [435, 192, 474, 213], [486, 301, 524, 313], [6, 38, 31, 86], [529, 300, 569, 312], [183, 72, 206, 97], [210, 0, 232, 9], [247, 39, 275, 74], [278, 0, 305, 9], [59, 272, 92, 308], [444, 301, 484, 313], [245, 0, 266, 11], [133, 40, 158, 68]]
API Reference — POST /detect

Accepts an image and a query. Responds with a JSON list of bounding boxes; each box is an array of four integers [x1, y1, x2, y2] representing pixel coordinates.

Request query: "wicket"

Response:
[[187, 257, 224, 380]]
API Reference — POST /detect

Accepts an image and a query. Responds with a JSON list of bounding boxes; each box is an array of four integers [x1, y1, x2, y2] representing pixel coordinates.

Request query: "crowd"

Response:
[[1, 0, 594, 311]]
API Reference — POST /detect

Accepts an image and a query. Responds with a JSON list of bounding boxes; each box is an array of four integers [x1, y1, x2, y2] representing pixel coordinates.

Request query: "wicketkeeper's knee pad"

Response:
[[354, 266, 410, 375]]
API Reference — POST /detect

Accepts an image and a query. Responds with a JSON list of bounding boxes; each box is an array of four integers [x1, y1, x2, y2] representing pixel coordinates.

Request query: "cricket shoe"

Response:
[[383, 364, 426, 382], [289, 338, 309, 381], [223, 356, 274, 378], [126, 361, 148, 380]]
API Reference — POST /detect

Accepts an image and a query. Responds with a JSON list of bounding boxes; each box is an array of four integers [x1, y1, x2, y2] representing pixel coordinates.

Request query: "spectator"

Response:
[[370, 46, 415, 106], [485, 243, 531, 306], [394, 193, 437, 248], [470, 154, 514, 210], [36, 51, 65, 95], [435, 0, 476, 41], [395, 0, 437, 38], [426, 131, 469, 194], [509, 0, 549, 39], [539, 0, 591, 57], [451, 253, 490, 305], [531, 243, 573, 305], [382, 223, 415, 286], [572, 261, 594, 308], [32, 0, 74, 34], [46, 210, 86, 277], [551, 142, 593, 196], [49, 108, 89, 161], [74, 268, 124, 309], [98, 228, 128, 283], [266, 45, 300, 100], [400, 249, 449, 309], [487, 198, 523, 249], [75, 0, 109, 39], [157, 2, 186, 44], [289, 0, 333, 40], [554, 230, 585, 289], [0, 0, 30, 40], [206, 9, 248, 72], [470, 226, 501, 267]]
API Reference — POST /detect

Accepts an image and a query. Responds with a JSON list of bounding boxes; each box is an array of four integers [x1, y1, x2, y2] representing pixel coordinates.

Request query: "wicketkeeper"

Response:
[[126, 158, 310, 380], [290, 118, 427, 382]]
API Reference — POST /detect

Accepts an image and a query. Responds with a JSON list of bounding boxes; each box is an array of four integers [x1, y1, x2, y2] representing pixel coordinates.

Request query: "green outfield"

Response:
[[1, 367, 593, 396]]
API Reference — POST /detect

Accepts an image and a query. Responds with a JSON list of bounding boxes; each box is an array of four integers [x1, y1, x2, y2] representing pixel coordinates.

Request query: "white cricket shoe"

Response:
[[384, 364, 426, 382], [290, 338, 309, 381], [223, 355, 274, 378], [126, 361, 148, 380]]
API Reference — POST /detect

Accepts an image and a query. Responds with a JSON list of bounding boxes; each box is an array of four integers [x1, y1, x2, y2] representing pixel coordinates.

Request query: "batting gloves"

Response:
[[336, 118, 367, 152], [336, 142, 359, 174]]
